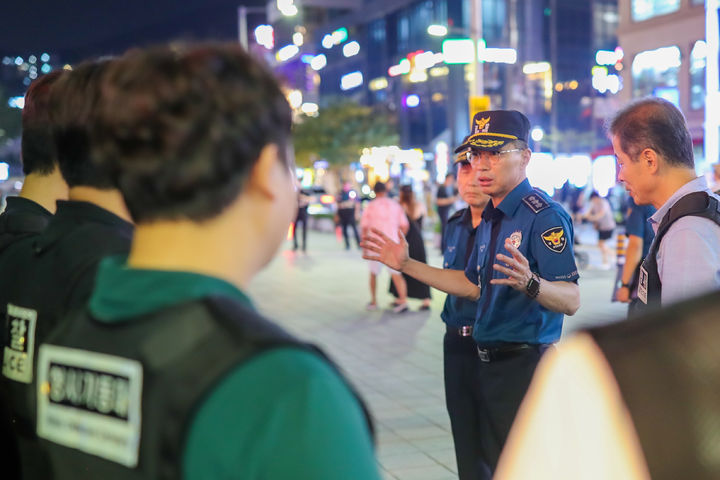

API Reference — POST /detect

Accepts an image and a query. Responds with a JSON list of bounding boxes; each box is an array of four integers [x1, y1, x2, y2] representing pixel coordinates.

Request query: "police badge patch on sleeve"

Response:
[[3, 303, 38, 384], [36, 345, 143, 467], [541, 227, 567, 253]]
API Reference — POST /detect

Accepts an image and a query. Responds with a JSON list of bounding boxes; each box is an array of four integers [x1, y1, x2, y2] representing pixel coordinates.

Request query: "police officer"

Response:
[[441, 151, 489, 479], [615, 197, 655, 312], [0, 59, 133, 478], [609, 97, 720, 310], [31, 44, 380, 479], [0, 71, 67, 251], [363, 109, 580, 478]]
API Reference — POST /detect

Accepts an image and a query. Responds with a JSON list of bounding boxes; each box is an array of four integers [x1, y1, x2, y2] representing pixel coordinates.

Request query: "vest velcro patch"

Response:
[[522, 193, 550, 213], [3, 303, 37, 384], [541, 227, 567, 253], [36, 345, 143, 467]]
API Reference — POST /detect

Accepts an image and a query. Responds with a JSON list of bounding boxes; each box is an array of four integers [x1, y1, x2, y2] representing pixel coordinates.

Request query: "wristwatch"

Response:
[[526, 273, 540, 299], [620, 282, 631, 289]]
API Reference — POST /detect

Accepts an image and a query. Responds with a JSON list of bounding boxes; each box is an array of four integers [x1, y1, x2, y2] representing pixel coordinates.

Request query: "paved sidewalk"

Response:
[[248, 229, 627, 480]]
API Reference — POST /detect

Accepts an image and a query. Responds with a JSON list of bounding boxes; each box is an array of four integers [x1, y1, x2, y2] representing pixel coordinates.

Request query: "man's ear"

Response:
[[520, 147, 532, 168], [641, 148, 659, 174], [247, 144, 280, 200]]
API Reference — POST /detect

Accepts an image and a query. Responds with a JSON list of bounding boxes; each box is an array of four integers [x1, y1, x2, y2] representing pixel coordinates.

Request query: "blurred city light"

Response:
[[592, 155, 617, 197], [435, 142, 449, 183], [310, 54, 327, 71], [28, 55, 37, 64], [531, 127, 544, 142], [321, 34, 334, 49], [442, 39, 474, 64], [527, 153, 556, 196], [277, 0, 298, 16], [429, 66, 449, 77], [292, 32, 304, 46], [301, 103, 319, 115], [477, 40, 517, 64], [254, 25, 274, 50], [287, 89, 302, 109], [340, 71, 363, 90], [523, 62, 551, 74], [40, 53, 50, 62], [14, 57, 23, 65], [404, 94, 420, 108], [343, 41, 360, 57], [427, 24, 448, 36], [332, 28, 349, 45], [355, 170, 364, 183], [300, 54, 314, 63], [632, 45, 681, 75], [388, 59, 411, 77], [556, 155, 592, 188], [276, 45, 299, 62], [40, 64, 52, 74], [595, 47, 624, 65], [369, 77, 388, 91], [8, 96, 24, 109], [0, 162, 8, 181]]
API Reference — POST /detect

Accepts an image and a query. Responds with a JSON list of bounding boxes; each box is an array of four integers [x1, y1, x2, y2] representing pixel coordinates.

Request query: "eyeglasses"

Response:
[[458, 148, 525, 166]]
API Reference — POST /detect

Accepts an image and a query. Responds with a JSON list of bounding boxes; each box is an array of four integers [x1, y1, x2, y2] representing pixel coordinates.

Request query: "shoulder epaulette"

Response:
[[448, 208, 466, 222], [521, 190, 550, 214]]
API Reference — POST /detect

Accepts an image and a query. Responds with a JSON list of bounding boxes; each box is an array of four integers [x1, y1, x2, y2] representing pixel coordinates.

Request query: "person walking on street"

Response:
[[390, 184, 431, 310], [441, 151, 490, 479], [436, 173, 457, 251], [582, 191, 616, 269], [360, 181, 409, 312], [363, 110, 580, 478], [610, 97, 720, 310], [292, 189, 310, 252], [337, 182, 361, 250]]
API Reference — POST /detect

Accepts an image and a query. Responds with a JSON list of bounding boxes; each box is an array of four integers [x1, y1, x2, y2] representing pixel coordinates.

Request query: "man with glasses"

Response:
[[363, 110, 580, 479]]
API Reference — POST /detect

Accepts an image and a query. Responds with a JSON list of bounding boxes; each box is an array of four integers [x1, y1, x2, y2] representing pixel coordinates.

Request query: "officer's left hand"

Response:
[[491, 239, 532, 291]]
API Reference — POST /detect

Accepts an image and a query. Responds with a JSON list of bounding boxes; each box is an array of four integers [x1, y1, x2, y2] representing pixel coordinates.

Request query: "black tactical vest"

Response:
[[632, 191, 720, 315], [26, 296, 374, 479], [591, 291, 720, 480]]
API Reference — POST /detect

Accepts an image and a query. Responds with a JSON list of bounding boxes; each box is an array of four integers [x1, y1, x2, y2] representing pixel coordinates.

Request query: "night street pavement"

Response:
[[248, 224, 627, 480]]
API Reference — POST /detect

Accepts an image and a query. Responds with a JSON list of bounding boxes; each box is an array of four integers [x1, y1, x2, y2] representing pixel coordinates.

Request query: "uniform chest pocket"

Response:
[[443, 246, 459, 269]]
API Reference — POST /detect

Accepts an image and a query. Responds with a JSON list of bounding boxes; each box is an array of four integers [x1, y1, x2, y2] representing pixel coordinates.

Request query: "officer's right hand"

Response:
[[616, 286, 630, 303], [361, 228, 409, 271]]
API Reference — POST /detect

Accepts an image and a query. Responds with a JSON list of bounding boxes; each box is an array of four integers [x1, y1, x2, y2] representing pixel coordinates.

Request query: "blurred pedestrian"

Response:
[[0, 59, 134, 479], [610, 97, 720, 310], [363, 110, 579, 478], [360, 181, 409, 312], [390, 184, 431, 310], [27, 44, 380, 479], [615, 197, 655, 312], [582, 191, 616, 268], [292, 189, 310, 252], [496, 290, 720, 480], [337, 182, 360, 250], [436, 173, 457, 251], [440, 152, 490, 480], [0, 71, 67, 251]]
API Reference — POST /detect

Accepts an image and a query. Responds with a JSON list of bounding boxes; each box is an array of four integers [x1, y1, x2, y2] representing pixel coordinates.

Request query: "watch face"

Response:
[[527, 276, 540, 298]]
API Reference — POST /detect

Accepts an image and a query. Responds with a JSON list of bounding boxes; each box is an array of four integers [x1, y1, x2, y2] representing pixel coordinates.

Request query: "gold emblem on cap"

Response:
[[474, 116, 490, 133]]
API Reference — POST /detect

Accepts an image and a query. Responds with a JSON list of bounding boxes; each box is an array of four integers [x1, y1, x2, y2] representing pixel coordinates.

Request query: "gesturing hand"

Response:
[[490, 238, 533, 292], [361, 228, 409, 272]]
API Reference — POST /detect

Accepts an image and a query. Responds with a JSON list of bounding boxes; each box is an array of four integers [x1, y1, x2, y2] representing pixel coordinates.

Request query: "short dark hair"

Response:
[[21, 70, 64, 175], [90, 43, 292, 223], [373, 181, 387, 194], [608, 97, 694, 169], [49, 59, 115, 189]]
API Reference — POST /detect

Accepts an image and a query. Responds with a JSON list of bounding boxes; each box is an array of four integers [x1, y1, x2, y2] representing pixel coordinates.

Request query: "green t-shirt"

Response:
[[90, 257, 380, 480]]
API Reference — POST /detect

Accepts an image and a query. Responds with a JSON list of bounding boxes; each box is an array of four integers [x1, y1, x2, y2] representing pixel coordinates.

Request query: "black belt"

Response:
[[476, 343, 544, 362], [446, 325, 474, 337]]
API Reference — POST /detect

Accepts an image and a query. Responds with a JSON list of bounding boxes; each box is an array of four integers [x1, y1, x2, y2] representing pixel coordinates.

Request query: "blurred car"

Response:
[[303, 186, 336, 217]]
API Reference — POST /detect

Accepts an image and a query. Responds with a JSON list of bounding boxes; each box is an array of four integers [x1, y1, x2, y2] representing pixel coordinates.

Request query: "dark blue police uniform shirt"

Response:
[[464, 179, 579, 345], [624, 198, 656, 259], [440, 207, 478, 328]]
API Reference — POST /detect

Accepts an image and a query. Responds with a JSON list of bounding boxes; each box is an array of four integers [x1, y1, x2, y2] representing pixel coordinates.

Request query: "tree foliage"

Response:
[[293, 100, 398, 168]]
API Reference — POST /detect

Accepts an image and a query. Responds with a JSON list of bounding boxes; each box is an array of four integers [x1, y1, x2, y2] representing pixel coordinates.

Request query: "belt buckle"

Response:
[[477, 347, 491, 362], [459, 325, 473, 337]]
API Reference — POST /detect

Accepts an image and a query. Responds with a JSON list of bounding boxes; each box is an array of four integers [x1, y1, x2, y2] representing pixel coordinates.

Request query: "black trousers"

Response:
[[293, 208, 307, 250], [338, 208, 360, 249], [445, 333, 550, 480]]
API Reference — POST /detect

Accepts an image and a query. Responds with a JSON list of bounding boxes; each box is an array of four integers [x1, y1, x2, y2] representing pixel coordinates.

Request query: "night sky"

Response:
[[1, 0, 267, 63]]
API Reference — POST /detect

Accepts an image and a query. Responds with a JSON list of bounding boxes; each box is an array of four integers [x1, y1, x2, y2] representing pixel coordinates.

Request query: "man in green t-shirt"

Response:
[[32, 43, 380, 479]]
